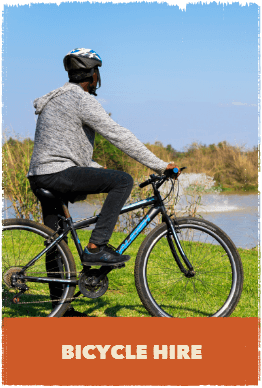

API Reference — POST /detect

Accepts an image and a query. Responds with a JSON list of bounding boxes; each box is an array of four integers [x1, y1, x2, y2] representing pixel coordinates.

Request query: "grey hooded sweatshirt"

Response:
[[28, 82, 168, 177]]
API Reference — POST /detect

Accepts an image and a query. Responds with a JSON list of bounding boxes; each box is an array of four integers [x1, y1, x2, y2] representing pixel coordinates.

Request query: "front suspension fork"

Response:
[[165, 216, 194, 276]]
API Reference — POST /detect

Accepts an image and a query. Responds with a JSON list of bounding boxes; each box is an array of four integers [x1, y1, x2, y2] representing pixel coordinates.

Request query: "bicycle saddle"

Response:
[[35, 188, 57, 200], [35, 188, 85, 204]]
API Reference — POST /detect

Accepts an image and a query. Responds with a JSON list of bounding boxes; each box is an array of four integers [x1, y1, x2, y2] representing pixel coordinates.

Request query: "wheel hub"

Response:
[[184, 270, 195, 278], [3, 267, 24, 288]]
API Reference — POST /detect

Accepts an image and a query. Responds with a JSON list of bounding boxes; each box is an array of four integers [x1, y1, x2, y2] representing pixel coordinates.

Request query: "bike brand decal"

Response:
[[117, 215, 151, 254], [121, 197, 155, 211]]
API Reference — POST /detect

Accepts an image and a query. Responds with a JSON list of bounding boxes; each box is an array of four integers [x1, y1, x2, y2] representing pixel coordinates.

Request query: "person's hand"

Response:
[[164, 162, 181, 179]]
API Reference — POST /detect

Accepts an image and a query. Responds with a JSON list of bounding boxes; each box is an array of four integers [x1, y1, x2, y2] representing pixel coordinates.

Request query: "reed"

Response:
[[2, 133, 42, 222], [102, 140, 258, 192], [173, 141, 258, 192]]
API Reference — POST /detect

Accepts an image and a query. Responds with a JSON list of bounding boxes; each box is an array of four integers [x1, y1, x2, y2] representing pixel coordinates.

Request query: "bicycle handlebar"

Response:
[[139, 167, 187, 188], [139, 175, 160, 188]]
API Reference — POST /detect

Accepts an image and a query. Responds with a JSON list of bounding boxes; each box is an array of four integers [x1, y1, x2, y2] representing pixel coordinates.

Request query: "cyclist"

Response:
[[28, 48, 180, 316]]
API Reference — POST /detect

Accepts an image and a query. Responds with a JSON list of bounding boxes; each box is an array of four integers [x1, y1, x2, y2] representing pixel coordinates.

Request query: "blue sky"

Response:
[[2, 1, 259, 151]]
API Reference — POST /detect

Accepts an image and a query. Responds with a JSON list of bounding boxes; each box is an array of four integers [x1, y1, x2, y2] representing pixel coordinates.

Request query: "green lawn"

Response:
[[2, 228, 258, 317], [68, 230, 259, 318]]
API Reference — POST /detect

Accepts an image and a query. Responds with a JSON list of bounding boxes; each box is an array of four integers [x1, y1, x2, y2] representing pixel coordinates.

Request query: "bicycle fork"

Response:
[[164, 216, 195, 277]]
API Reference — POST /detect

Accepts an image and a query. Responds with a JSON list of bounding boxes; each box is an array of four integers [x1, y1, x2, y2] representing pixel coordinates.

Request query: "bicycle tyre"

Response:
[[135, 217, 243, 317], [2, 218, 77, 317]]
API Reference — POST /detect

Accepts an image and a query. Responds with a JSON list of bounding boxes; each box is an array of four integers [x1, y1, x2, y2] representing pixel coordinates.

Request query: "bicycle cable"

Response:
[[162, 176, 180, 208], [161, 177, 174, 203]]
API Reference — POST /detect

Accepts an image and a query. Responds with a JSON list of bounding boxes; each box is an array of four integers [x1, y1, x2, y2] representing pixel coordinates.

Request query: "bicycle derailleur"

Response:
[[3, 266, 29, 304]]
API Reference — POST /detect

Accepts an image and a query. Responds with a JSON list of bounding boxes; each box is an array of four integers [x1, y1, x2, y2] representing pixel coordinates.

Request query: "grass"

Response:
[[70, 231, 259, 318], [231, 247, 259, 317], [3, 230, 260, 317]]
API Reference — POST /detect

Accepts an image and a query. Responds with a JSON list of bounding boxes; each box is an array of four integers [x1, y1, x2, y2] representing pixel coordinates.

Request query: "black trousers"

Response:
[[29, 166, 133, 305]]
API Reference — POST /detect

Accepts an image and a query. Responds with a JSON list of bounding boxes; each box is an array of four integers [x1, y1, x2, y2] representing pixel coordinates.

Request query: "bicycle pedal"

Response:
[[111, 263, 125, 269]]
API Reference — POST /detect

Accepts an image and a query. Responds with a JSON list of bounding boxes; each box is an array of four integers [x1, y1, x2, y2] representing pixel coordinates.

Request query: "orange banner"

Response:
[[2, 317, 259, 386]]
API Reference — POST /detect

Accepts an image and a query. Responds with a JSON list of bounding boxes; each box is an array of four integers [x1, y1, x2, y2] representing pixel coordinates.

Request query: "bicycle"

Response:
[[2, 168, 243, 318]]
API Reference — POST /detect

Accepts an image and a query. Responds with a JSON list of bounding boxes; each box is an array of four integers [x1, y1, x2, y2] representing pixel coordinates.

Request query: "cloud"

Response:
[[232, 102, 257, 107], [232, 102, 247, 106]]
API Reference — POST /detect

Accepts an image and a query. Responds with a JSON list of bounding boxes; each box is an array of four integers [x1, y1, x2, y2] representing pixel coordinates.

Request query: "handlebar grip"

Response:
[[164, 166, 187, 178], [139, 167, 187, 188], [139, 179, 151, 188]]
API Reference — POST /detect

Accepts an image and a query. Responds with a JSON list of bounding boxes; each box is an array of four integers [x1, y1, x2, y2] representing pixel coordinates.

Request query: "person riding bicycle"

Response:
[[28, 48, 180, 316]]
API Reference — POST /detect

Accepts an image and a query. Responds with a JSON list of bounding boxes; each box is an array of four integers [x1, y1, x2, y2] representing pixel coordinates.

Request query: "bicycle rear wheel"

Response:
[[135, 217, 243, 317], [2, 219, 77, 317]]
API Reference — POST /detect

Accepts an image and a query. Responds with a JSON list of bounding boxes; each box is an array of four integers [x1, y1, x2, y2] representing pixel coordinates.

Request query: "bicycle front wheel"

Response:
[[135, 217, 243, 317], [2, 219, 77, 317]]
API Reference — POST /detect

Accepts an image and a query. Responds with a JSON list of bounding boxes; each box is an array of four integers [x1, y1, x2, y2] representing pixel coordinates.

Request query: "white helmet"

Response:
[[63, 48, 102, 71], [63, 48, 102, 93]]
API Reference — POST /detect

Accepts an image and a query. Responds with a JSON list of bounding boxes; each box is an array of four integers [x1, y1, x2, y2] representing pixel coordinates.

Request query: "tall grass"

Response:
[[2, 134, 42, 222], [174, 141, 258, 192], [98, 139, 258, 192]]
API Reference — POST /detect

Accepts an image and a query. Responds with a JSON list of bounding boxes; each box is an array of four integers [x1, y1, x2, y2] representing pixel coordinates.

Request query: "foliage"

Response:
[[2, 133, 42, 222], [177, 141, 258, 192], [93, 132, 131, 171]]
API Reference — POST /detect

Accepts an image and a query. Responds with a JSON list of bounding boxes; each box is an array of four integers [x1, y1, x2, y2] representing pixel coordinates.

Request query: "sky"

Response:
[[2, 1, 259, 151]]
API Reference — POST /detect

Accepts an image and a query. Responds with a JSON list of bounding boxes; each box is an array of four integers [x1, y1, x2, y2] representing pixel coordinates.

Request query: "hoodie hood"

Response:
[[33, 82, 83, 115]]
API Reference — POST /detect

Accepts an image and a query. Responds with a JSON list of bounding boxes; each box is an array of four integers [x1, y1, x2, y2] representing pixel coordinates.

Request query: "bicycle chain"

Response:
[[4, 271, 82, 305], [9, 296, 77, 305]]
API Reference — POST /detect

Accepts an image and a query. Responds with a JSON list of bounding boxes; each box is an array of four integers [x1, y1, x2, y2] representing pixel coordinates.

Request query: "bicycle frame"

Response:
[[17, 187, 194, 286]]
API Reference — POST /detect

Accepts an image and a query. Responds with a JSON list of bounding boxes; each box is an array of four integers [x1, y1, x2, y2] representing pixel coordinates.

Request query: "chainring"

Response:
[[78, 269, 108, 299], [3, 267, 24, 288]]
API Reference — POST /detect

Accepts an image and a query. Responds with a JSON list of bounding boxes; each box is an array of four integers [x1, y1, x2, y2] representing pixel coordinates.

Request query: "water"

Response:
[[199, 193, 258, 249], [3, 186, 259, 250]]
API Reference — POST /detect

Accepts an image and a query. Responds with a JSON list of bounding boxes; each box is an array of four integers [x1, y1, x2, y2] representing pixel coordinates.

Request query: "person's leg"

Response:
[[56, 166, 134, 246], [29, 175, 69, 306], [51, 167, 133, 265], [29, 166, 133, 296], [29, 174, 87, 316]]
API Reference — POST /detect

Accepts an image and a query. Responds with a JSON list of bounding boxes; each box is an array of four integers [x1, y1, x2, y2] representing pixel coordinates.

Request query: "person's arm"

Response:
[[89, 160, 104, 168], [81, 95, 169, 175]]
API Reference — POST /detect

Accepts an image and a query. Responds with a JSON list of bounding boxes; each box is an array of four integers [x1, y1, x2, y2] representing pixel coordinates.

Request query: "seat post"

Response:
[[61, 201, 71, 219]]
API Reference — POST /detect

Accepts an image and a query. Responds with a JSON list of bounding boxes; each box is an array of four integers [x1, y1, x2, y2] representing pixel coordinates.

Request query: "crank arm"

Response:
[[88, 266, 113, 286]]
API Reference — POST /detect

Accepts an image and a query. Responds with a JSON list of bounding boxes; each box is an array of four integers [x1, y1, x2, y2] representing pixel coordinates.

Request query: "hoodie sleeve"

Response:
[[90, 160, 103, 168], [80, 95, 168, 175]]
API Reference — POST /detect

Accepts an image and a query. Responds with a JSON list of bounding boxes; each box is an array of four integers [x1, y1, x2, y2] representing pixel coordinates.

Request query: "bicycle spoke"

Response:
[[137, 218, 242, 318], [3, 222, 75, 318]]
